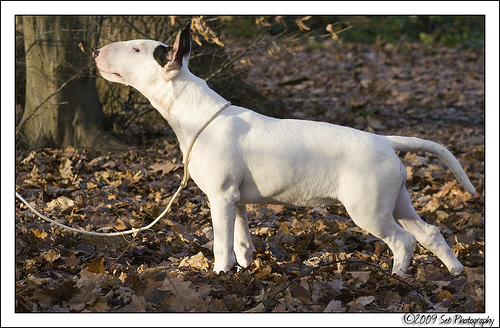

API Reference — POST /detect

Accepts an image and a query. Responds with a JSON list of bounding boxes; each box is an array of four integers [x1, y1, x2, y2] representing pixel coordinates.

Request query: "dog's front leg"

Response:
[[234, 205, 256, 268], [210, 196, 238, 273]]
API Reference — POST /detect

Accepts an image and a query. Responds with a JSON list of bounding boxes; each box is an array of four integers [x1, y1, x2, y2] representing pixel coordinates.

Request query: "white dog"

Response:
[[93, 23, 476, 276]]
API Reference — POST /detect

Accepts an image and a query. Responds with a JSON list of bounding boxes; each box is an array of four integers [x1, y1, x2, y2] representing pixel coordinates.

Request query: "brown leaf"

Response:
[[245, 303, 266, 312], [83, 181, 97, 189], [160, 276, 205, 311], [373, 242, 386, 258], [63, 145, 76, 155], [405, 166, 413, 180], [59, 157, 73, 180], [463, 266, 484, 283], [42, 249, 60, 263], [114, 218, 127, 230], [178, 251, 209, 271], [120, 178, 134, 188], [324, 299, 346, 312], [87, 257, 105, 274], [87, 298, 110, 312], [347, 271, 370, 284], [21, 151, 36, 164], [348, 295, 375, 312], [46, 196, 74, 212], [63, 254, 80, 268], [31, 228, 48, 239], [438, 290, 454, 302], [27, 274, 52, 285], [435, 180, 457, 198], [149, 161, 180, 175], [29, 164, 39, 179], [267, 204, 285, 212], [258, 263, 275, 278]]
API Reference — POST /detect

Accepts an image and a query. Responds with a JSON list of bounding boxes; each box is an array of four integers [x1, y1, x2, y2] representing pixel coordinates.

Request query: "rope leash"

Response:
[[15, 101, 231, 236]]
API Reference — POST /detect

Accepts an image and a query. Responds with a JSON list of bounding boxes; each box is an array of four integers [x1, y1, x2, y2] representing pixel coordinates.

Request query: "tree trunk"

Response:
[[19, 16, 126, 151]]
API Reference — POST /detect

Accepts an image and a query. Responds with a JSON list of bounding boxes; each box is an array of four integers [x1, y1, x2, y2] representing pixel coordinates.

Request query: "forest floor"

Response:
[[15, 38, 485, 313]]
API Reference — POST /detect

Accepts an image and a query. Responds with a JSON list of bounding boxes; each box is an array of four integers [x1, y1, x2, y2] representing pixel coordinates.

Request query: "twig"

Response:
[[121, 16, 149, 39], [105, 212, 146, 271], [203, 32, 268, 82]]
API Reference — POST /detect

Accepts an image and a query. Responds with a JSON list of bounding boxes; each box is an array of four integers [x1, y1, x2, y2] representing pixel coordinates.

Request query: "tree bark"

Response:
[[19, 16, 126, 151]]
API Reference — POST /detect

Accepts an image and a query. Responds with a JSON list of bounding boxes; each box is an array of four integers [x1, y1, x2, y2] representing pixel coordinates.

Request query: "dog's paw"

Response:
[[391, 263, 410, 277], [213, 261, 235, 274], [449, 263, 464, 277], [235, 246, 256, 268]]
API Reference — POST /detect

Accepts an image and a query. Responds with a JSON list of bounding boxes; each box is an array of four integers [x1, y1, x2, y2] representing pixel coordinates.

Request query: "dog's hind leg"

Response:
[[393, 186, 463, 276], [341, 174, 416, 276], [347, 207, 417, 276], [234, 205, 256, 268]]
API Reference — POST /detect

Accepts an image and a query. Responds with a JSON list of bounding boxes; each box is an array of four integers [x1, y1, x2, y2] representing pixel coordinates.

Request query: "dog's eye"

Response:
[[133, 47, 140, 53]]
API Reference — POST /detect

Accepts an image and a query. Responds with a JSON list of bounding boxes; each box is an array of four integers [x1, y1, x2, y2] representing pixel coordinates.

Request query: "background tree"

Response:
[[17, 16, 126, 151]]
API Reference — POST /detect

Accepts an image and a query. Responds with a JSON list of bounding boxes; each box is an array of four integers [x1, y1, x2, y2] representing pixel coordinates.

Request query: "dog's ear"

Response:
[[165, 22, 191, 72], [153, 43, 170, 67]]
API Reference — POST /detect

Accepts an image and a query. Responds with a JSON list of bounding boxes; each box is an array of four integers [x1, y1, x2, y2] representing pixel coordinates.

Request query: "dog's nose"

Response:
[[92, 49, 100, 58]]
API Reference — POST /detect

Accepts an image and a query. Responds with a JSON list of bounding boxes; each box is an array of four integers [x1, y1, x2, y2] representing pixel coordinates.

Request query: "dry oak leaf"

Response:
[[179, 251, 209, 271], [114, 218, 127, 231], [348, 295, 376, 312], [324, 299, 346, 312], [59, 157, 74, 180], [87, 257, 106, 274], [87, 298, 111, 312], [46, 196, 74, 212], [42, 249, 61, 263], [62, 254, 80, 268], [438, 290, 455, 302], [149, 161, 181, 174], [347, 271, 371, 284], [31, 228, 48, 239], [160, 276, 205, 311]]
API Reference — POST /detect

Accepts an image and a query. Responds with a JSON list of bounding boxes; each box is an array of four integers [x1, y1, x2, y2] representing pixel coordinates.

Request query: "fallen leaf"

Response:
[[87, 298, 110, 312], [87, 257, 105, 274], [438, 290, 455, 302], [27, 274, 52, 285], [347, 271, 371, 284], [21, 151, 36, 164], [149, 162, 181, 175], [324, 299, 346, 312], [348, 295, 376, 312], [31, 228, 48, 239], [435, 181, 457, 197], [59, 158, 73, 180], [42, 249, 60, 263], [178, 251, 209, 271], [160, 276, 205, 311], [46, 196, 74, 212], [62, 254, 80, 268], [114, 218, 127, 230]]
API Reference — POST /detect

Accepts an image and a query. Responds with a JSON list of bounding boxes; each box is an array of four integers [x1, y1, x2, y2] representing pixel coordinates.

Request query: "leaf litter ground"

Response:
[[15, 41, 485, 313]]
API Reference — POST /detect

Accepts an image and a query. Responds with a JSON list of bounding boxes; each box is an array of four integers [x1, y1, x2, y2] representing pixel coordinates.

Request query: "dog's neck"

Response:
[[143, 69, 228, 155]]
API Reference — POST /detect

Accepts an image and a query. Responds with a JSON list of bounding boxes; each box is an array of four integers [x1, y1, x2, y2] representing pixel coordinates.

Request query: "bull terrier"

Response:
[[93, 23, 476, 276]]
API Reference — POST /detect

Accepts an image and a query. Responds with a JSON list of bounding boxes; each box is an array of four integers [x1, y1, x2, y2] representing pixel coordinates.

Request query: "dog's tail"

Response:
[[385, 135, 477, 196]]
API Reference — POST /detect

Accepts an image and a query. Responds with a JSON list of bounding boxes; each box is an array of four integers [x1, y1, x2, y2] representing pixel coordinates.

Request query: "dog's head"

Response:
[[93, 22, 192, 90]]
